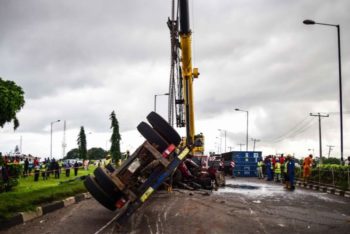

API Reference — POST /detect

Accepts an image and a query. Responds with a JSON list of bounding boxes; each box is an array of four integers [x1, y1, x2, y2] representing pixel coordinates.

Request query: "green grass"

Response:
[[0, 166, 96, 220]]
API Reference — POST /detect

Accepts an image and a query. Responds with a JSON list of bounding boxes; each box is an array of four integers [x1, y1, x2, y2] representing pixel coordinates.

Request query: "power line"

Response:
[[267, 117, 316, 143]]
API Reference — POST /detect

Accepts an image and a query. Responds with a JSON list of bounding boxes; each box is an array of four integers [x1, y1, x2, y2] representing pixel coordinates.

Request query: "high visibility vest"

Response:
[[283, 161, 288, 173], [257, 161, 263, 167], [41, 164, 46, 172], [275, 162, 281, 174], [105, 159, 111, 166]]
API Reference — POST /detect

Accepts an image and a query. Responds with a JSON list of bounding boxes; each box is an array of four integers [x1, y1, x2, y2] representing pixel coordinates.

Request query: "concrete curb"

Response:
[[0, 192, 91, 231], [295, 180, 349, 199]]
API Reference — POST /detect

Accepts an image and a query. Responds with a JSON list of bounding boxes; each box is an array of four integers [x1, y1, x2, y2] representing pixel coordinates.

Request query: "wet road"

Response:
[[2, 177, 350, 234]]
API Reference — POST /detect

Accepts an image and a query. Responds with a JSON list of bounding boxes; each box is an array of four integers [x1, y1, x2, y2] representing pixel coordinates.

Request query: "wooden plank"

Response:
[[112, 143, 145, 176], [143, 141, 170, 167], [109, 175, 126, 191]]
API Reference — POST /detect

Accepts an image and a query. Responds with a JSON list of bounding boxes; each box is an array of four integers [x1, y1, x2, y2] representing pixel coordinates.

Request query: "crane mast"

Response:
[[179, 0, 199, 146], [168, 0, 203, 154]]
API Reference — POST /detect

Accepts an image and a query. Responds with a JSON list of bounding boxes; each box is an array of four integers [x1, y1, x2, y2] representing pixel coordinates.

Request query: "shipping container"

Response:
[[221, 151, 262, 177]]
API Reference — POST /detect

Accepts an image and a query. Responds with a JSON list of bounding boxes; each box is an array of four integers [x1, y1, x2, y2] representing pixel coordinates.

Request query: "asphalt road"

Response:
[[2, 178, 350, 234]]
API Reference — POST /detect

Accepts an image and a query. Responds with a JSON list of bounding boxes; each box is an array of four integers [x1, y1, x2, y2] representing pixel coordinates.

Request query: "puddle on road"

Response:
[[214, 178, 346, 203], [225, 184, 259, 190]]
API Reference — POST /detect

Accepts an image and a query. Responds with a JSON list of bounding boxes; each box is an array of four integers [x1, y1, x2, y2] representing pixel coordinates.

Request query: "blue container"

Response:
[[222, 151, 262, 177]]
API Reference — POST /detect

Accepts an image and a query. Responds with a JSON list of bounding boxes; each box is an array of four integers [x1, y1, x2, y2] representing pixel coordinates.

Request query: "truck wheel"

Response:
[[137, 122, 169, 152], [147, 111, 181, 146], [94, 167, 121, 200], [84, 175, 116, 211]]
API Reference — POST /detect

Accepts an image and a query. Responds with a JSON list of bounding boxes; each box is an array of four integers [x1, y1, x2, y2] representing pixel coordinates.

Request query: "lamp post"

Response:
[[235, 108, 249, 151], [50, 119, 61, 159], [303, 19, 344, 163], [218, 129, 227, 153], [154, 93, 170, 112]]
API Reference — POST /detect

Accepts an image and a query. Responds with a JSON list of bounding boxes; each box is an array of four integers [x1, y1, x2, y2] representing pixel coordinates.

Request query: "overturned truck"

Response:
[[84, 112, 224, 224]]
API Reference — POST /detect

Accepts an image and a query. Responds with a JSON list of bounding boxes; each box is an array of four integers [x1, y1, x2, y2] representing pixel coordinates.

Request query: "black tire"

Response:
[[137, 122, 169, 152], [84, 175, 116, 211], [147, 111, 181, 146], [93, 167, 121, 200]]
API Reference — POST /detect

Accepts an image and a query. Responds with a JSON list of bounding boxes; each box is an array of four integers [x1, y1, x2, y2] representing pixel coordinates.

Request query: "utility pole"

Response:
[[327, 145, 334, 158], [251, 138, 260, 152], [62, 120, 67, 159], [237, 143, 245, 151], [310, 113, 329, 164]]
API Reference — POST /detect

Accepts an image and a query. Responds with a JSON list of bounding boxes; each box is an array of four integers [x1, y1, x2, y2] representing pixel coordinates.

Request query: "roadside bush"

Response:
[[298, 164, 350, 190], [0, 164, 22, 193]]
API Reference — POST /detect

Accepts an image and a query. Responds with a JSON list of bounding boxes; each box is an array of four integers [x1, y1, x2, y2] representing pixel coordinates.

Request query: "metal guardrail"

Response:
[[296, 167, 350, 190]]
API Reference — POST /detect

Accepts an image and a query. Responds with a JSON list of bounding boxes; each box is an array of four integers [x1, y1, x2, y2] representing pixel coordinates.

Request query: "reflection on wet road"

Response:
[[216, 178, 347, 204]]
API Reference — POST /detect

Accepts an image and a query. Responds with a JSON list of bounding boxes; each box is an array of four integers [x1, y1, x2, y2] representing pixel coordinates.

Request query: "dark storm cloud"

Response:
[[0, 0, 169, 98], [0, 0, 349, 156]]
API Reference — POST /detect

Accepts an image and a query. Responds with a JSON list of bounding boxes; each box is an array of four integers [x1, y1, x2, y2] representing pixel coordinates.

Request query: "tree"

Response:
[[64, 148, 80, 159], [87, 147, 108, 160], [110, 111, 121, 165], [0, 77, 25, 130], [77, 126, 87, 160]]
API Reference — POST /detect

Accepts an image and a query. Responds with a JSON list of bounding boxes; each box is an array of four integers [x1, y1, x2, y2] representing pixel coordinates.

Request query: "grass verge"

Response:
[[0, 166, 96, 221]]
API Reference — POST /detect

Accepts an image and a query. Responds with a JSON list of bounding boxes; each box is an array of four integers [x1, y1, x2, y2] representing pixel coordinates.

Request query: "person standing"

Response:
[[34, 164, 40, 182], [74, 161, 79, 176], [41, 162, 47, 180], [274, 159, 281, 182], [266, 157, 273, 181], [287, 156, 296, 190], [303, 154, 313, 182], [65, 162, 71, 177], [23, 158, 29, 177], [345, 156, 350, 166], [283, 156, 289, 189], [257, 159, 264, 179]]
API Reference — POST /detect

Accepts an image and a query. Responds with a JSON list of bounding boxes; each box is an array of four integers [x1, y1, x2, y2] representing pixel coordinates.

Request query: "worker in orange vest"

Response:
[[303, 154, 313, 182]]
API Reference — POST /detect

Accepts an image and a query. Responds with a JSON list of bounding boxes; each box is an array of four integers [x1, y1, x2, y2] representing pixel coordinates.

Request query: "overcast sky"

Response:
[[1, 0, 349, 159]]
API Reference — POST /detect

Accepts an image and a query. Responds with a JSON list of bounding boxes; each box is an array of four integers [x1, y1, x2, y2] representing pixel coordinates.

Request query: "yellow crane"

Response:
[[168, 0, 204, 155]]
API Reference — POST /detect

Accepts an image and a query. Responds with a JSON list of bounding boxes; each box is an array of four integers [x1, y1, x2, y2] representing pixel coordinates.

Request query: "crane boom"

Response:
[[179, 0, 199, 146]]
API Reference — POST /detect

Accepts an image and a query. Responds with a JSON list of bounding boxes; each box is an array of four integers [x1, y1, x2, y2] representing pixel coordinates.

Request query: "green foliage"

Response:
[[0, 180, 86, 220], [77, 126, 87, 160], [109, 111, 121, 165], [322, 157, 341, 165], [0, 166, 95, 220], [298, 163, 350, 190], [87, 147, 108, 160], [0, 164, 22, 192], [64, 148, 80, 159], [0, 77, 25, 130]]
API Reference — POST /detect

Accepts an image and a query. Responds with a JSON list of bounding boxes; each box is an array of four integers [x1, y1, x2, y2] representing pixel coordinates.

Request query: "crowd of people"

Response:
[[256, 154, 318, 190], [256, 154, 297, 190], [0, 155, 83, 183]]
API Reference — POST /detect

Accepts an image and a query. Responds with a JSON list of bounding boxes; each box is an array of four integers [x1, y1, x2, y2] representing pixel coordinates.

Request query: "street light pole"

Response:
[[235, 108, 249, 151], [303, 19, 344, 163], [154, 93, 170, 112], [50, 119, 61, 159]]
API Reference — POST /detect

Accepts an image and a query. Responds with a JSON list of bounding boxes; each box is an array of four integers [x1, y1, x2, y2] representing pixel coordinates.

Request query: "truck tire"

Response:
[[137, 122, 169, 153], [146, 111, 181, 146], [84, 175, 116, 211], [93, 167, 121, 200]]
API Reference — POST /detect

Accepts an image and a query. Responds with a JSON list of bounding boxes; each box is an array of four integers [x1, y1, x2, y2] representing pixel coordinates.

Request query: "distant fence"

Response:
[[296, 165, 350, 190]]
